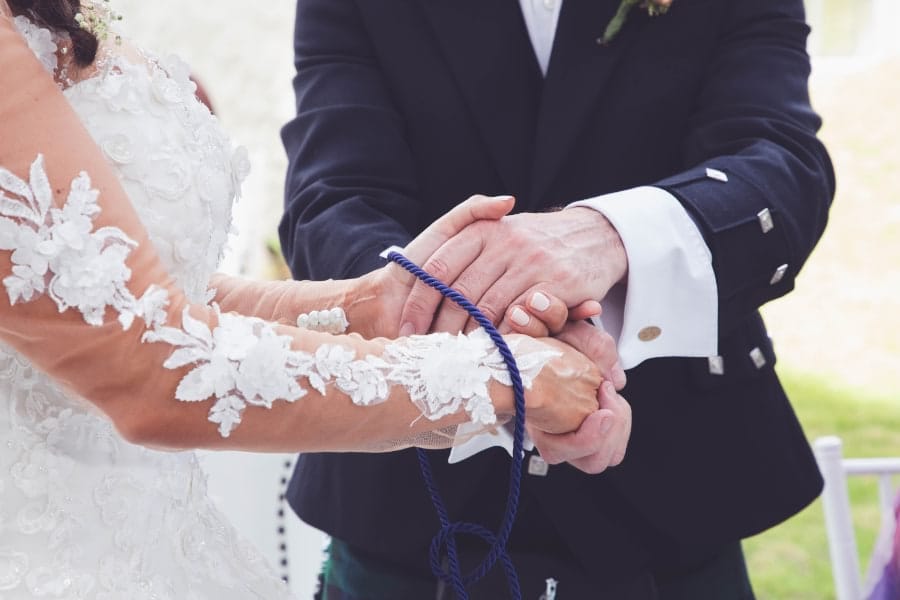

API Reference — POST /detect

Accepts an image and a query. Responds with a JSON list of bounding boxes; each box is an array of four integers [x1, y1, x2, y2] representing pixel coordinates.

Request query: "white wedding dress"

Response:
[[0, 18, 295, 599]]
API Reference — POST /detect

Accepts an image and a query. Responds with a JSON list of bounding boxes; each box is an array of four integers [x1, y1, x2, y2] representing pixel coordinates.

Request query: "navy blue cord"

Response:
[[388, 251, 525, 600]]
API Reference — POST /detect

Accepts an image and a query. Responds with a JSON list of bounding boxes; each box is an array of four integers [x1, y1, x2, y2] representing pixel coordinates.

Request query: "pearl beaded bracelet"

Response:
[[295, 307, 349, 334]]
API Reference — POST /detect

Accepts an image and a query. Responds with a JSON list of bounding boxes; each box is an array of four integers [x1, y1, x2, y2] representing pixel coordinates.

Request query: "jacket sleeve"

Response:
[[279, 0, 420, 280], [654, 0, 835, 333]]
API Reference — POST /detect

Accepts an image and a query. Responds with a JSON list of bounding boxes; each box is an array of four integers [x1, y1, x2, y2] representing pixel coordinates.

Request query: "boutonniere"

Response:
[[600, 0, 673, 45]]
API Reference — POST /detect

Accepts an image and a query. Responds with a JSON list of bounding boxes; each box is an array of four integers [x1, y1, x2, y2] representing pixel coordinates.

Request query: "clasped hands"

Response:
[[380, 194, 632, 474]]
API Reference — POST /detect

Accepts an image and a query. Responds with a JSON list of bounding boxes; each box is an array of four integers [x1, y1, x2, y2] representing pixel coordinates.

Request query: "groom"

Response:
[[280, 0, 834, 597]]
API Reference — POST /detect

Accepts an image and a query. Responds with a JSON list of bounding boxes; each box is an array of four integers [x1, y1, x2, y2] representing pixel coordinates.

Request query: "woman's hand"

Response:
[[500, 292, 601, 337], [365, 194, 516, 338], [509, 334, 602, 435]]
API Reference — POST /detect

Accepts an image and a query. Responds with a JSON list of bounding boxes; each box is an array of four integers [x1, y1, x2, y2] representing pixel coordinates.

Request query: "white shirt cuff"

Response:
[[447, 421, 533, 464], [569, 186, 718, 369]]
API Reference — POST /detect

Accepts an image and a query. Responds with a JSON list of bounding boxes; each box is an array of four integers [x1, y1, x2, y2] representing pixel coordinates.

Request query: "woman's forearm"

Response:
[[121, 324, 519, 453], [208, 271, 391, 338]]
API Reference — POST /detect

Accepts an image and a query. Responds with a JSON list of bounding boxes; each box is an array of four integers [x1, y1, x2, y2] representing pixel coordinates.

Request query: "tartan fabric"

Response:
[[316, 539, 438, 600]]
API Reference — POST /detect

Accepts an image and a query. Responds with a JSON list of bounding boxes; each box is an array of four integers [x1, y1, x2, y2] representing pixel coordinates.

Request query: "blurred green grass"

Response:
[[745, 368, 900, 599]]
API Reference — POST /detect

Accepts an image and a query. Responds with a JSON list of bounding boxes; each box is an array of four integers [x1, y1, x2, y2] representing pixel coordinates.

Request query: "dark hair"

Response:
[[8, 0, 99, 67]]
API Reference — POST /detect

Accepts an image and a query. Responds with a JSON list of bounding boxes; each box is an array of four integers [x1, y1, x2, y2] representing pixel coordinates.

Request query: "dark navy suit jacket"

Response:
[[280, 0, 833, 590]]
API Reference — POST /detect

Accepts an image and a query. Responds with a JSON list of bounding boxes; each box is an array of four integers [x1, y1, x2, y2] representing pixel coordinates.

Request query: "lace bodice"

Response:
[[0, 19, 291, 599], [65, 55, 249, 303]]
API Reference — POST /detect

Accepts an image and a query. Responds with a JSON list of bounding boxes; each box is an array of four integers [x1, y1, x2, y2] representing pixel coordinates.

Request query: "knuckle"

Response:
[[583, 332, 604, 359], [496, 320, 514, 335], [403, 292, 436, 316], [482, 286, 515, 321], [542, 450, 563, 465], [574, 456, 601, 475], [596, 335, 617, 362], [589, 462, 610, 475], [563, 263, 586, 284], [508, 228, 528, 245], [547, 316, 567, 335], [526, 322, 550, 338], [470, 219, 491, 240], [588, 452, 612, 473], [441, 298, 468, 316], [599, 332, 616, 354], [424, 256, 450, 281], [477, 302, 502, 325], [452, 281, 474, 301], [522, 245, 546, 266]]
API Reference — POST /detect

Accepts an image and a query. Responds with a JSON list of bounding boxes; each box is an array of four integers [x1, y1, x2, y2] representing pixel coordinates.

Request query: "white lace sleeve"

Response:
[[0, 155, 168, 330], [1, 156, 561, 438]]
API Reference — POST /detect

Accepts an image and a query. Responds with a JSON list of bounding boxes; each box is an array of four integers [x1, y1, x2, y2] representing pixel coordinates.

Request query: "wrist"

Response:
[[566, 206, 628, 289], [488, 377, 516, 421], [339, 271, 384, 338], [503, 333, 550, 417]]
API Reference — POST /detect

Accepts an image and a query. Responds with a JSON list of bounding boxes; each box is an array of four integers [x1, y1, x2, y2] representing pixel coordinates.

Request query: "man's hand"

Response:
[[528, 384, 631, 474], [398, 207, 628, 337], [527, 321, 632, 474]]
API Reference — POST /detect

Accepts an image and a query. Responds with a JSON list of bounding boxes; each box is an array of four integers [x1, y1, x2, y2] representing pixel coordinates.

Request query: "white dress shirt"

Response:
[[449, 0, 719, 462]]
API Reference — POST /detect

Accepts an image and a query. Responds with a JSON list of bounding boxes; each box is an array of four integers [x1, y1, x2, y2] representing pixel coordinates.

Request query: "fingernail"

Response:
[[490, 195, 515, 202], [510, 307, 530, 327], [400, 322, 416, 337], [613, 366, 627, 389], [529, 292, 551, 312], [602, 381, 615, 396]]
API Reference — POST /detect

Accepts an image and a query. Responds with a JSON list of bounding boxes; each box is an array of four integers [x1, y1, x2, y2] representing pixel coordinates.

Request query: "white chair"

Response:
[[813, 436, 900, 600]]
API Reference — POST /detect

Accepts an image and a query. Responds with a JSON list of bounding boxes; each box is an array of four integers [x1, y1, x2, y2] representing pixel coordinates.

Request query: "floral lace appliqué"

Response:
[[143, 307, 393, 437], [12, 15, 59, 76], [384, 330, 560, 426], [0, 155, 168, 330]]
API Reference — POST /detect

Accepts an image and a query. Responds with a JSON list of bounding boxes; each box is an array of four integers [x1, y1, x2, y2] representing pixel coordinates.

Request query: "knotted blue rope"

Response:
[[388, 250, 526, 600]]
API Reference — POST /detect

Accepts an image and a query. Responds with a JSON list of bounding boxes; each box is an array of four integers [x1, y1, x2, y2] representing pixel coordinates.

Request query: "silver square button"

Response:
[[528, 455, 549, 476], [749, 347, 767, 369], [757, 208, 774, 233], [705, 167, 729, 182], [770, 263, 789, 285]]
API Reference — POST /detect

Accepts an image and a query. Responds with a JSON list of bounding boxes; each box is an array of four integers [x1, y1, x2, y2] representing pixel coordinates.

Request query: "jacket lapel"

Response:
[[530, 0, 645, 206], [418, 0, 543, 199]]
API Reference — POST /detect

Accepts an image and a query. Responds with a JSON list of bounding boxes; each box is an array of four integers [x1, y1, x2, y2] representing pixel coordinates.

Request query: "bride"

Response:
[[0, 1, 614, 597]]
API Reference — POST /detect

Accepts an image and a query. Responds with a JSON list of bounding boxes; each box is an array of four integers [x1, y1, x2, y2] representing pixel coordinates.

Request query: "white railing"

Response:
[[814, 436, 900, 600]]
